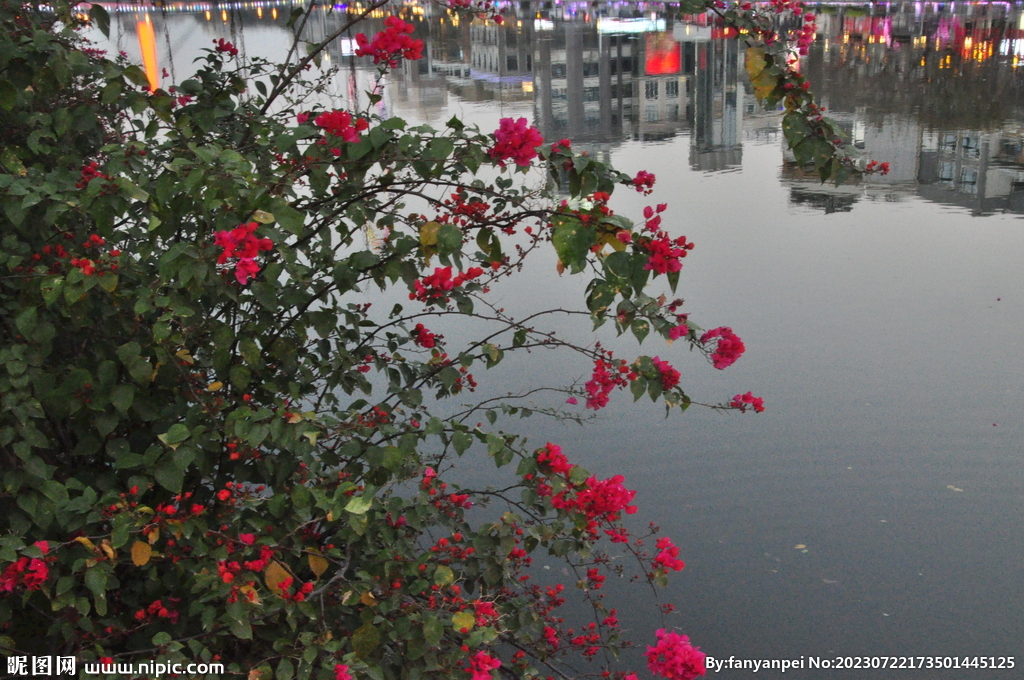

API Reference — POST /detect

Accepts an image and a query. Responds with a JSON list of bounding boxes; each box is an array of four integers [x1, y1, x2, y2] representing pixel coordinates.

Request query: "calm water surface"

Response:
[[92, 2, 1024, 676]]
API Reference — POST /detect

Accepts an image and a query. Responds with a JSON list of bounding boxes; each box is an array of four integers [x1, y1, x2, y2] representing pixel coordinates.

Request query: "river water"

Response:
[[89, 1, 1023, 677]]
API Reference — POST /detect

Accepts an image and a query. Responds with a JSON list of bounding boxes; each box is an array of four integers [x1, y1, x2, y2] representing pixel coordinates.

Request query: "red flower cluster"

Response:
[[642, 203, 668, 231], [276, 576, 314, 602], [214, 222, 274, 285], [633, 170, 656, 194], [489, 117, 544, 168], [542, 625, 560, 649], [0, 542, 50, 593], [866, 160, 891, 175], [242, 546, 276, 573], [314, 110, 369, 143], [214, 38, 238, 56], [355, 16, 423, 68], [535, 443, 572, 476], [653, 536, 685, 572], [795, 12, 817, 55], [646, 629, 706, 680], [133, 598, 180, 624], [413, 323, 437, 348], [551, 474, 638, 538], [466, 650, 501, 680], [410, 266, 484, 302], [76, 161, 110, 189], [584, 355, 636, 410], [642, 233, 694, 275], [699, 327, 745, 370], [650, 356, 681, 390], [334, 665, 353, 680], [669, 323, 689, 341], [730, 391, 766, 413], [551, 138, 572, 154]]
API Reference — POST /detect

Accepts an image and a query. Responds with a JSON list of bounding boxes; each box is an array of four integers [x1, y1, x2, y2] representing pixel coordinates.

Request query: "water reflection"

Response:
[[93, 1, 1024, 216]]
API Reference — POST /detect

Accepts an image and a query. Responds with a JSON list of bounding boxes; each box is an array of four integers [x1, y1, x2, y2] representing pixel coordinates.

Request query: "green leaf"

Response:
[[110, 384, 134, 414], [90, 4, 111, 38], [604, 251, 633, 280], [276, 658, 295, 680], [423, 617, 443, 646], [631, 319, 650, 344], [352, 623, 381, 659], [158, 424, 190, 446], [552, 220, 594, 271], [0, 80, 17, 111], [452, 431, 472, 455], [433, 565, 455, 587], [154, 459, 184, 493], [436, 224, 462, 255], [274, 201, 306, 235], [114, 177, 149, 202], [344, 495, 373, 515], [423, 138, 455, 162]]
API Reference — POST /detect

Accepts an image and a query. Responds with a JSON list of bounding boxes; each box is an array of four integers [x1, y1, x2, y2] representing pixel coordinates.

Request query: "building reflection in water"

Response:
[[95, 0, 1024, 216], [374, 5, 750, 171]]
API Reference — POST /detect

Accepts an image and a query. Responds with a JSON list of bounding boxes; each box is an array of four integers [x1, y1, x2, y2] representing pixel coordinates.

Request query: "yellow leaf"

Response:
[[287, 411, 303, 424], [151, 361, 163, 381], [239, 584, 261, 605], [207, 381, 224, 392], [100, 540, 117, 561], [451, 611, 475, 632], [308, 553, 329, 578], [326, 510, 334, 522], [251, 210, 275, 224], [597, 231, 629, 252], [745, 46, 768, 80], [131, 541, 152, 566], [794, 544, 806, 550], [341, 590, 356, 605], [264, 560, 291, 593], [175, 349, 195, 365], [147, 527, 160, 544], [360, 591, 378, 607], [419, 221, 442, 247], [745, 47, 778, 103], [74, 536, 97, 553]]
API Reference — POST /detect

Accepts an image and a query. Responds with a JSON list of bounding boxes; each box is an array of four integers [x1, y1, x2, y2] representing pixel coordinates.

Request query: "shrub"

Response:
[[0, 1, 868, 678]]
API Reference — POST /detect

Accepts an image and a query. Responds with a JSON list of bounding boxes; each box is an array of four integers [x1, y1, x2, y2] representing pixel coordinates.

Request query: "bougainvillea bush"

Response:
[[0, 1, 873, 678]]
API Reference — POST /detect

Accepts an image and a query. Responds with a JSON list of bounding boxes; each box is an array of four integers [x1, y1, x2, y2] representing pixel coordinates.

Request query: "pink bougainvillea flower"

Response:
[[699, 327, 745, 369], [214, 222, 274, 285], [645, 629, 706, 680], [355, 16, 423, 68], [489, 117, 544, 168], [313, 110, 367, 143], [466, 650, 501, 680]]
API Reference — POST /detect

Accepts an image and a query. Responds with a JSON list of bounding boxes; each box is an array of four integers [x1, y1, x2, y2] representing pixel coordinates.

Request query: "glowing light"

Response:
[[272, 7, 277, 18], [136, 15, 160, 91], [221, 9, 227, 20]]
